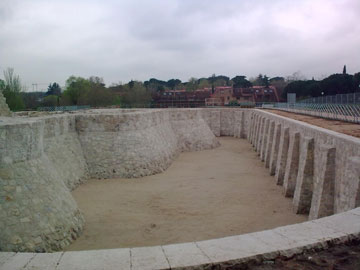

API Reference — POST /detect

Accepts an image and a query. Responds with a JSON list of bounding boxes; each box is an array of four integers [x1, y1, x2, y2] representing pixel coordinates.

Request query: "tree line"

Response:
[[1, 67, 359, 111]]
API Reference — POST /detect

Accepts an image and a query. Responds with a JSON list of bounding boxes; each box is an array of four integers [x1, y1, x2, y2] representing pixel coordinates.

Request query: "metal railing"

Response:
[[299, 92, 360, 104], [37, 105, 91, 112], [264, 92, 360, 124]]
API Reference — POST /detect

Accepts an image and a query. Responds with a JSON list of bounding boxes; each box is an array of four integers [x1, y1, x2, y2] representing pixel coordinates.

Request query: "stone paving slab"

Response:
[[196, 233, 274, 266], [57, 248, 130, 270], [162, 242, 212, 269], [131, 246, 169, 270], [1, 211, 359, 270], [24, 252, 62, 270], [0, 252, 15, 267], [312, 210, 360, 239], [0, 253, 35, 270], [273, 220, 344, 249]]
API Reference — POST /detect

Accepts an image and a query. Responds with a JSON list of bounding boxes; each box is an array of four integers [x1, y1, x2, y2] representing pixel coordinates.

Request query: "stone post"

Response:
[[275, 127, 290, 185], [309, 145, 336, 220], [293, 137, 314, 214], [260, 119, 270, 161], [264, 121, 275, 168], [269, 123, 281, 176], [283, 132, 300, 197]]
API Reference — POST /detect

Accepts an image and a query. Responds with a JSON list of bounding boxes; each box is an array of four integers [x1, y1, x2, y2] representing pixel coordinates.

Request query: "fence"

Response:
[[264, 92, 360, 124], [37, 105, 91, 112], [298, 92, 360, 104]]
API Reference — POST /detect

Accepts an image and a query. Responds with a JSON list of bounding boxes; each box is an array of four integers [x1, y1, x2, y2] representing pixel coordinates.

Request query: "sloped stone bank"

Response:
[[0, 109, 219, 252]]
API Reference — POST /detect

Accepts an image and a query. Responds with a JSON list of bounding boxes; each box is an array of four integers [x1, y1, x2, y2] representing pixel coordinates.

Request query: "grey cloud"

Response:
[[0, 0, 359, 88]]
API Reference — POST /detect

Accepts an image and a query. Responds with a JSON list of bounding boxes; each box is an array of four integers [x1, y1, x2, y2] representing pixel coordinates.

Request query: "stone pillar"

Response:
[[309, 145, 336, 220], [253, 115, 261, 149], [269, 123, 281, 176], [283, 132, 300, 197], [239, 111, 246, 139], [275, 127, 290, 185], [251, 114, 258, 145], [265, 121, 275, 168], [256, 117, 265, 153], [337, 156, 360, 212], [260, 119, 270, 161], [248, 113, 255, 142], [293, 137, 314, 214]]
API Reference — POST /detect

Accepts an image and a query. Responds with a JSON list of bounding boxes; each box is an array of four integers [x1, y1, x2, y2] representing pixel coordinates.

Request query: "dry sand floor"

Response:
[[67, 137, 307, 251]]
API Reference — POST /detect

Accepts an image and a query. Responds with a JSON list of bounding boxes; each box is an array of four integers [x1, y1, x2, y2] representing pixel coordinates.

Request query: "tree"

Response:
[[343, 65, 347, 75], [286, 71, 306, 82], [231, 76, 252, 88], [166, 79, 181, 90], [320, 73, 354, 95], [89, 76, 105, 86], [121, 81, 152, 107], [263, 75, 269, 87], [46, 82, 61, 96], [1, 68, 25, 111], [198, 78, 210, 88], [185, 77, 198, 92], [354, 72, 360, 92], [62, 76, 91, 105], [41, 95, 59, 107], [21, 92, 45, 110]]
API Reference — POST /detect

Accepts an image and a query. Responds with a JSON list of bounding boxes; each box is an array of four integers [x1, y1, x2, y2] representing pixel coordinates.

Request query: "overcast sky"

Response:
[[0, 0, 359, 90]]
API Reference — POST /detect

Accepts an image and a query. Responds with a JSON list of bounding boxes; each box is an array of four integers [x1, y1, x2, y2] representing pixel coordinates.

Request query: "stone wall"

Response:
[[0, 117, 85, 252], [0, 91, 11, 117], [246, 109, 360, 220], [0, 109, 219, 252], [76, 109, 219, 179], [1, 107, 360, 253]]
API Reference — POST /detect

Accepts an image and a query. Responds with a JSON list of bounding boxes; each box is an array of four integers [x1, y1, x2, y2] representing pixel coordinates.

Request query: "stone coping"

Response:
[[1, 207, 359, 270]]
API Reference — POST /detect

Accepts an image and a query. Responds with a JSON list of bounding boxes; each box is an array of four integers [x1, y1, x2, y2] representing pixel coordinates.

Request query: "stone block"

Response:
[[309, 145, 336, 220], [293, 137, 315, 214], [260, 119, 270, 161], [0, 252, 15, 266], [131, 246, 169, 270], [311, 210, 360, 240], [337, 156, 360, 212], [273, 220, 343, 249], [251, 114, 259, 145], [283, 132, 300, 197], [162, 242, 211, 269], [25, 252, 62, 270], [264, 121, 275, 168], [197, 233, 278, 267], [57, 249, 130, 270], [275, 127, 289, 185], [269, 123, 281, 176], [256, 117, 265, 152], [0, 253, 35, 270]]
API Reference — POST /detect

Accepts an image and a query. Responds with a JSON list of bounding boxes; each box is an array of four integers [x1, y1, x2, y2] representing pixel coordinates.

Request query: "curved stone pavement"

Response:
[[1, 207, 359, 270]]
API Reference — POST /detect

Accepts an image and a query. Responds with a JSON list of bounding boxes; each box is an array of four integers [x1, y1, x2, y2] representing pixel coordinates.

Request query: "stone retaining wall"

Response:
[[1, 108, 360, 265], [0, 109, 219, 252], [247, 110, 360, 219]]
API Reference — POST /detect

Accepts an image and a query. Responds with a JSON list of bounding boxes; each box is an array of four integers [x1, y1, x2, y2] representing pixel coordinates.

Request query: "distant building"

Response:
[[153, 85, 280, 107]]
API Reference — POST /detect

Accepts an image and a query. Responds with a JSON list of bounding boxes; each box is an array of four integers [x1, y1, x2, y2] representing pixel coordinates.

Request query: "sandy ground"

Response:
[[265, 110, 360, 138], [67, 137, 306, 251]]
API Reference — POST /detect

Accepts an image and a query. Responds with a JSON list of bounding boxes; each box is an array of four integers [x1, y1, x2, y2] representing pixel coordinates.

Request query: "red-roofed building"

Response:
[[153, 85, 280, 107]]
